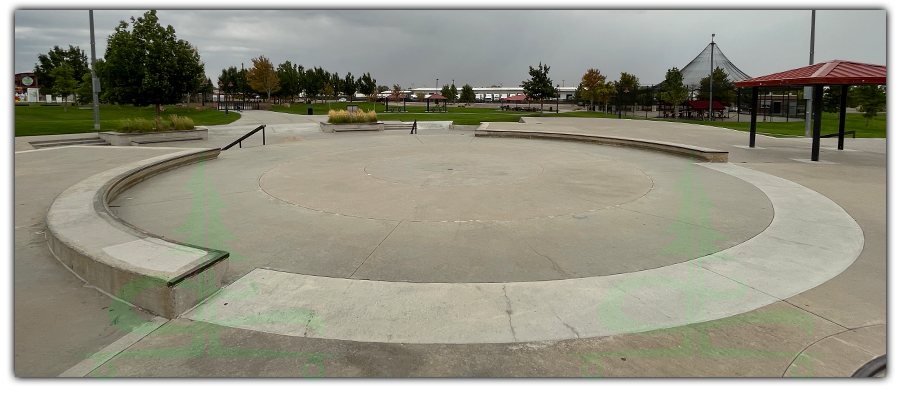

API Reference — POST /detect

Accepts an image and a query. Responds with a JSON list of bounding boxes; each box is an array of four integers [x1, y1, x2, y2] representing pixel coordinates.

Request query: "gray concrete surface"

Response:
[[14, 111, 885, 377]]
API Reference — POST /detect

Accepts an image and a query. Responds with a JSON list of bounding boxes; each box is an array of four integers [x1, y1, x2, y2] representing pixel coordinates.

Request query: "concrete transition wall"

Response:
[[45, 148, 229, 318]]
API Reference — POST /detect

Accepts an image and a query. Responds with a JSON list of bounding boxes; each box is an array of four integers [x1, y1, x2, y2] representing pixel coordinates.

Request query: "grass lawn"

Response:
[[14, 104, 240, 137], [639, 112, 886, 138], [271, 101, 536, 125]]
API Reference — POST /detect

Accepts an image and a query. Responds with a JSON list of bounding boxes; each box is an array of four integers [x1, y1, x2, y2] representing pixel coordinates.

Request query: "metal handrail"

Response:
[[222, 125, 266, 150], [820, 130, 855, 139]]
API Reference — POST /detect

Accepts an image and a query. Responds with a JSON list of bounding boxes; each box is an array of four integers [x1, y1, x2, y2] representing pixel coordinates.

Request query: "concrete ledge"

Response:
[[99, 127, 208, 146], [319, 122, 384, 133], [46, 148, 228, 318], [475, 123, 728, 162]]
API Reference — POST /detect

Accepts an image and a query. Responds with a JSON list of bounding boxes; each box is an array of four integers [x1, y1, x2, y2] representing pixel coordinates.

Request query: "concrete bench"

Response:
[[46, 148, 228, 318], [474, 124, 728, 163]]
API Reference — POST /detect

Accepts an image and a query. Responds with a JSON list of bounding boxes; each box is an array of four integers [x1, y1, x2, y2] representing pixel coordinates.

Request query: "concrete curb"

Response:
[[475, 123, 728, 162], [46, 148, 229, 318]]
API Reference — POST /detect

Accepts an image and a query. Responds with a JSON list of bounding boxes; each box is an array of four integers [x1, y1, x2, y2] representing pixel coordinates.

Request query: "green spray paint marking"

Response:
[[84, 159, 335, 378], [571, 160, 819, 377]]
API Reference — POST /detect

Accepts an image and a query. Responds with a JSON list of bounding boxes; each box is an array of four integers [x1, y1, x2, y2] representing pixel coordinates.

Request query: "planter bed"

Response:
[[99, 126, 208, 146], [319, 121, 384, 133]]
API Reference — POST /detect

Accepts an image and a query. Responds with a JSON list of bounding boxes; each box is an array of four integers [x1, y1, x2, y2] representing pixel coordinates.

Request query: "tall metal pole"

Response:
[[709, 34, 715, 121], [805, 10, 816, 137], [89, 10, 100, 130]]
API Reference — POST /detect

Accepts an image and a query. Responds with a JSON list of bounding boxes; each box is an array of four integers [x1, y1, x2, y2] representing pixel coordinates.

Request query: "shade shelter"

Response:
[[425, 93, 448, 112], [385, 93, 407, 112], [500, 94, 533, 110], [734, 60, 886, 161], [684, 100, 728, 119]]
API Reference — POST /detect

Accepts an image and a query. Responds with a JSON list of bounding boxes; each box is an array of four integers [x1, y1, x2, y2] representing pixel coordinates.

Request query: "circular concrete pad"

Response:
[[114, 134, 775, 284], [259, 144, 654, 222], [365, 152, 543, 186]]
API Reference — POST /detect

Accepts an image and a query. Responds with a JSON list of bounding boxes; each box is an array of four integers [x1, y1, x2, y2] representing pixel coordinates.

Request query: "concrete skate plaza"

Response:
[[107, 123, 861, 344], [17, 113, 883, 377]]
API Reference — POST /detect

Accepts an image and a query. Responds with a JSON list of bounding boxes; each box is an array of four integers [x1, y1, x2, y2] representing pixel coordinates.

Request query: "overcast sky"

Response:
[[12, 5, 887, 89]]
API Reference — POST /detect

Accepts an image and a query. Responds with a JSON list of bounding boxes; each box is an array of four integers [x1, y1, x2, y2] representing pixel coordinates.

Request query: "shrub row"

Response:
[[328, 109, 377, 124], [115, 114, 195, 133]]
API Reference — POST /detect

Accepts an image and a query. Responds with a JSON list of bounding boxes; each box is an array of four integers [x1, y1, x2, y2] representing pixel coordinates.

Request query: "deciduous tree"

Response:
[[246, 55, 280, 101], [852, 85, 887, 127], [33, 45, 89, 98], [660, 67, 689, 120], [49, 63, 78, 112], [101, 10, 204, 123], [460, 84, 475, 105], [521, 62, 556, 115]]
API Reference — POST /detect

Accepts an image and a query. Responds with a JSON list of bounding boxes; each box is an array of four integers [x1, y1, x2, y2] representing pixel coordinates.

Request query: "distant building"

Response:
[[15, 72, 39, 101]]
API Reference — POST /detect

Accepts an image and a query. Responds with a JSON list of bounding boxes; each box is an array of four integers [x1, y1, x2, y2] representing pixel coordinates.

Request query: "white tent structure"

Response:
[[679, 41, 751, 88]]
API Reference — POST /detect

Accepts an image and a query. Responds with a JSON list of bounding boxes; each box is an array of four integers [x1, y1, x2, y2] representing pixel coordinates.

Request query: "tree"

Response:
[[822, 86, 842, 113], [274, 61, 298, 103], [246, 55, 280, 101], [342, 72, 356, 102], [698, 67, 735, 105], [460, 84, 475, 105], [852, 85, 886, 127], [329, 72, 342, 101], [33, 45, 89, 98], [440, 84, 453, 100], [416, 92, 425, 102], [596, 81, 617, 114], [660, 67, 689, 120], [49, 63, 78, 112], [449, 84, 459, 102], [615, 72, 640, 115], [101, 10, 204, 123], [580, 68, 605, 111], [76, 72, 94, 105], [521, 62, 556, 115], [356, 72, 377, 104]]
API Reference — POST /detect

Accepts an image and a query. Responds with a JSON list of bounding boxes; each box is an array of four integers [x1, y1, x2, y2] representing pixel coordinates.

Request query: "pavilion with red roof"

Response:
[[734, 60, 886, 161], [425, 93, 448, 112]]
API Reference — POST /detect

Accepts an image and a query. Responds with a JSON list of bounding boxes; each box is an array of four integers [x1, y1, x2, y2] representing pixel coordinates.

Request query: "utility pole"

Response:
[[89, 10, 100, 130], [805, 10, 816, 137], [709, 33, 715, 121]]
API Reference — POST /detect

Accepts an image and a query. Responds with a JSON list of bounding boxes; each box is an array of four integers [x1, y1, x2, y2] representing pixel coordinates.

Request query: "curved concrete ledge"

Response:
[[474, 123, 728, 162], [46, 148, 228, 319], [184, 163, 863, 344]]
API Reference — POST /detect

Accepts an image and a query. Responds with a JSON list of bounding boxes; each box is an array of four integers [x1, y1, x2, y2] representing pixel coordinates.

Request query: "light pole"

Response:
[[709, 33, 715, 121], [556, 84, 559, 113]]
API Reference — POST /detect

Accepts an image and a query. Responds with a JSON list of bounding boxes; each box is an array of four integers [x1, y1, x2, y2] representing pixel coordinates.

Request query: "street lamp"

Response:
[[556, 84, 559, 113]]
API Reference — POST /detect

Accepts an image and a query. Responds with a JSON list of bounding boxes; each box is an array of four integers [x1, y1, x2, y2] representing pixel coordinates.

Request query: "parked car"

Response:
[[338, 97, 347, 102]]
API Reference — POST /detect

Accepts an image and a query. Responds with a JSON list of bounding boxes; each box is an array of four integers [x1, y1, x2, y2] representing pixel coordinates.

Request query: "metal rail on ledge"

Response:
[[223, 125, 266, 150]]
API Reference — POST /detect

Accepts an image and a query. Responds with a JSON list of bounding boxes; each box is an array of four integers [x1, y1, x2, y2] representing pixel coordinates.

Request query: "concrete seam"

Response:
[[780, 324, 884, 377], [348, 220, 402, 279]]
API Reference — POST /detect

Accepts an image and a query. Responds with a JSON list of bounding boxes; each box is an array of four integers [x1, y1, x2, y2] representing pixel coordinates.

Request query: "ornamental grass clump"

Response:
[[328, 109, 377, 124], [115, 114, 195, 133]]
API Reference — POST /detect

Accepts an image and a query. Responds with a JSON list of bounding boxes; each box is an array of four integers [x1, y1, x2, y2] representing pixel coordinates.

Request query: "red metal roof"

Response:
[[734, 60, 885, 87], [500, 94, 532, 102], [425, 94, 448, 100], [685, 100, 727, 110]]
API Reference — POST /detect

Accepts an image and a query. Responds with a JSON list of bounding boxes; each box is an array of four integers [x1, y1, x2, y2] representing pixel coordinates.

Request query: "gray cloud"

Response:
[[14, 9, 886, 89]]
